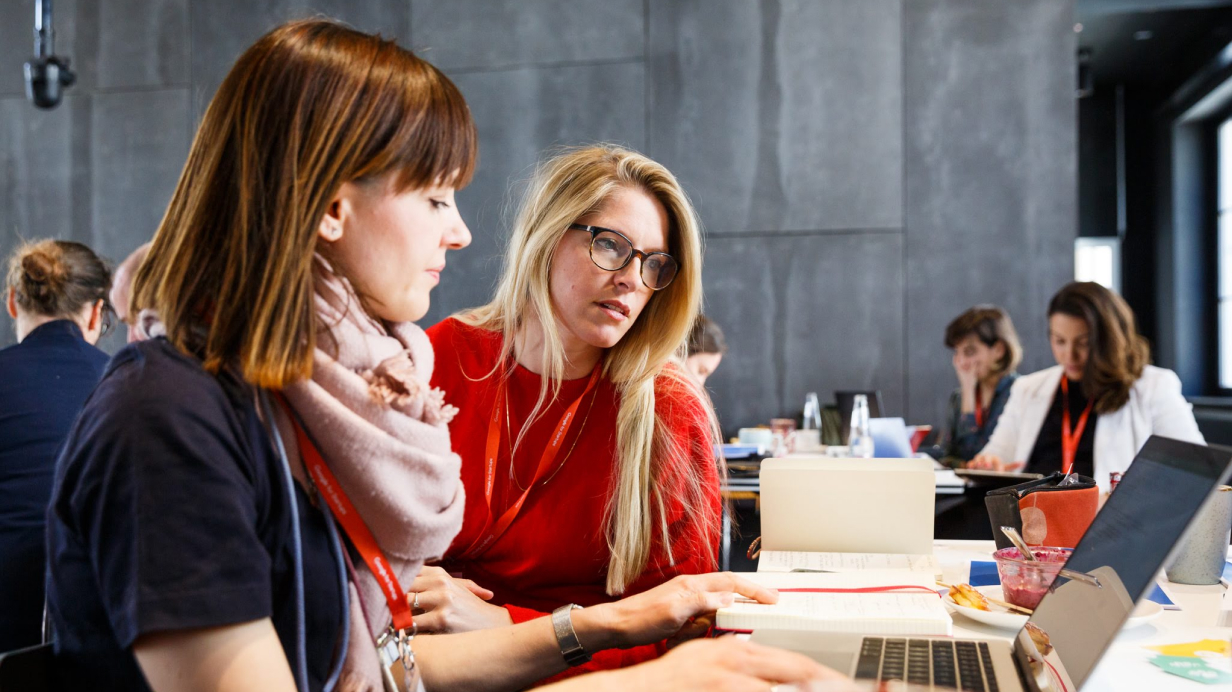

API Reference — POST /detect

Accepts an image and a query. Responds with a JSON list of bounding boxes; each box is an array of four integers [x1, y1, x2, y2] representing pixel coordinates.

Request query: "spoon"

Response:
[[1000, 526, 1037, 561]]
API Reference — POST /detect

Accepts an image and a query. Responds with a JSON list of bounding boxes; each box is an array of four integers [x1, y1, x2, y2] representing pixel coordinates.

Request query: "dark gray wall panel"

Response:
[[422, 62, 645, 324], [0, 95, 93, 349], [0, 0, 1082, 391], [91, 89, 190, 263], [188, 0, 409, 116], [1, 98, 74, 243], [702, 232, 905, 436], [410, 0, 643, 71], [903, 0, 1077, 426], [0, 0, 98, 97], [98, 0, 190, 89], [647, 0, 903, 235]]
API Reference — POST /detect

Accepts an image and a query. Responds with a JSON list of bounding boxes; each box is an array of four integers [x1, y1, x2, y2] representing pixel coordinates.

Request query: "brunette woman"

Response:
[[970, 282, 1204, 489], [932, 305, 1022, 465], [684, 314, 727, 385]]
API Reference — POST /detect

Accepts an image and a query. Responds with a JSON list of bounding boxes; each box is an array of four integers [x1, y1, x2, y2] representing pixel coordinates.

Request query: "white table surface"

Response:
[[933, 539, 1232, 691]]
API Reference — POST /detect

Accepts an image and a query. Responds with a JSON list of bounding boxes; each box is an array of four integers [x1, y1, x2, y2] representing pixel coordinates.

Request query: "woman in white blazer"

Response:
[[970, 282, 1204, 490]]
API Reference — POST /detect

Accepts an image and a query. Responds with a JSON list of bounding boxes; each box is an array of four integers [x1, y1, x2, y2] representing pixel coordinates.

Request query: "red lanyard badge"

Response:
[[281, 400, 415, 633], [974, 386, 986, 429], [462, 363, 602, 559], [1060, 377, 1093, 476]]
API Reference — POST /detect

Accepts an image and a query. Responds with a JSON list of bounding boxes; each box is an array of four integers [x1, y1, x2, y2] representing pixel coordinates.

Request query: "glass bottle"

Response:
[[848, 394, 874, 458], [802, 392, 822, 431]]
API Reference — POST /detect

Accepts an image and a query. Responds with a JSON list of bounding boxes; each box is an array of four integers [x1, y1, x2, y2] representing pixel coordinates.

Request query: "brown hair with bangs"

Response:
[[132, 19, 476, 388], [943, 305, 1022, 377], [1048, 282, 1149, 414]]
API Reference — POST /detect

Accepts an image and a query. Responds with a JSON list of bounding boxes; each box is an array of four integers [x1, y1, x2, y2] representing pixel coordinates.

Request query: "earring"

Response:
[[324, 225, 342, 241]]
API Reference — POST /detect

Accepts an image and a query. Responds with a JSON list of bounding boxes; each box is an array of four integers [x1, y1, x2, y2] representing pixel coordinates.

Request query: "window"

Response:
[[1219, 119, 1232, 388], [1075, 237, 1120, 292]]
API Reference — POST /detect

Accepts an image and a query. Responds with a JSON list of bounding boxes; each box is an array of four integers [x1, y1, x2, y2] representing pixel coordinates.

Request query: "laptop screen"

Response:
[[869, 417, 913, 458], [1017, 436, 1232, 690]]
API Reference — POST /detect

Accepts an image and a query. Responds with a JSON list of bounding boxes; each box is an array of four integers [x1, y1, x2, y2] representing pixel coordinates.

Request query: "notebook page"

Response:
[[758, 551, 941, 574], [717, 591, 952, 636], [737, 571, 935, 590]]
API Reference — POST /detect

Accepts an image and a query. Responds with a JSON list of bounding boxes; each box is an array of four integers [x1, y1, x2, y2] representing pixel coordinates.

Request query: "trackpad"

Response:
[[750, 630, 861, 676]]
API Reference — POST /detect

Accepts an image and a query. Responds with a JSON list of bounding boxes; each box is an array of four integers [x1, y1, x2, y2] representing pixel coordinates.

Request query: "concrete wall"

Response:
[[0, 0, 1077, 433]]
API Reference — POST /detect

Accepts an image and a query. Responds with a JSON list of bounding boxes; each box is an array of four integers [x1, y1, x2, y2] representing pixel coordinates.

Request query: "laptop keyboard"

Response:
[[854, 637, 1000, 691]]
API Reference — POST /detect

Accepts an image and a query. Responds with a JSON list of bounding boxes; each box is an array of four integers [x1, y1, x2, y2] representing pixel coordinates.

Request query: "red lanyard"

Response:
[[1060, 378, 1094, 475], [778, 586, 941, 596], [974, 386, 986, 429], [462, 363, 602, 559], [282, 400, 415, 632]]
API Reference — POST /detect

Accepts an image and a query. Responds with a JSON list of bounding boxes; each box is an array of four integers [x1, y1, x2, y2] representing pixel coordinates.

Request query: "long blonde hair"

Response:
[[459, 145, 722, 593]]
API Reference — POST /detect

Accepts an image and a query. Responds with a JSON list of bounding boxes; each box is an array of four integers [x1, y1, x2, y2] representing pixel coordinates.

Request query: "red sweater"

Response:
[[426, 318, 721, 675]]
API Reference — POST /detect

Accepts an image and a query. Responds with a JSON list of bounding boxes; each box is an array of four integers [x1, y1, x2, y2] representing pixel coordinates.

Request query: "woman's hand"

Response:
[[574, 572, 779, 651], [967, 453, 1024, 472], [407, 566, 512, 633], [954, 354, 978, 412], [554, 637, 854, 692]]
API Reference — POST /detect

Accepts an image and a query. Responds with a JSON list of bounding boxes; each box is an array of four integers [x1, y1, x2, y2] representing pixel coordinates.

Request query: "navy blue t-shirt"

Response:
[[45, 338, 344, 691], [0, 320, 109, 651]]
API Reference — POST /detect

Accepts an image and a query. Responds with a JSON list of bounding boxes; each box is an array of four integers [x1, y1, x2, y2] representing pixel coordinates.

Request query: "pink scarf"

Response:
[[278, 258, 464, 692]]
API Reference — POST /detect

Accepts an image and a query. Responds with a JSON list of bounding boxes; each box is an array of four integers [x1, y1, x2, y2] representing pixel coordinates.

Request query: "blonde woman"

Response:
[[418, 145, 723, 673]]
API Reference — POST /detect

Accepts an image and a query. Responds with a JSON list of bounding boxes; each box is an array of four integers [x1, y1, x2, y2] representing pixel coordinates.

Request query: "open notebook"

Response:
[[758, 550, 941, 576], [716, 572, 952, 636]]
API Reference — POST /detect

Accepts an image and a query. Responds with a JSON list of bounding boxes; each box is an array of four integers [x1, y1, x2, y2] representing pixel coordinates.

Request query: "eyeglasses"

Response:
[[568, 223, 679, 291]]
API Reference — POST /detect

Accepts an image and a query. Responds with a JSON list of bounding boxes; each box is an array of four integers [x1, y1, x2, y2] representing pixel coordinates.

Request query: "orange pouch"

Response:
[[985, 472, 1098, 549]]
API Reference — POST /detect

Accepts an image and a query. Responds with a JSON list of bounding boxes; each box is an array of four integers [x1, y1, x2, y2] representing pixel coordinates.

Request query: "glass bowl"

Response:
[[992, 546, 1072, 610]]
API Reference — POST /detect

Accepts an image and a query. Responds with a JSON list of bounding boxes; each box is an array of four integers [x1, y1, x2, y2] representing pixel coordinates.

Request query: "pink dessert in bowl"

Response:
[[992, 546, 1072, 610]]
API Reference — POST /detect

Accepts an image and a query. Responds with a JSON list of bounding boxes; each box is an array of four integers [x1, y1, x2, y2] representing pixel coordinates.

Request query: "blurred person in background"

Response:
[[109, 242, 151, 343], [928, 305, 1021, 466], [0, 239, 112, 651], [684, 314, 727, 385], [970, 282, 1205, 490]]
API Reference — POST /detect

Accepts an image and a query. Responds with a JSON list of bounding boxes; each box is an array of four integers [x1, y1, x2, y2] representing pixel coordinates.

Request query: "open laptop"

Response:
[[759, 457, 935, 555], [753, 436, 1232, 691], [869, 417, 914, 458]]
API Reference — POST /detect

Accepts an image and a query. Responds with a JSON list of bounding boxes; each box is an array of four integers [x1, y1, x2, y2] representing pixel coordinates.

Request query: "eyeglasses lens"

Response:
[[590, 229, 678, 290]]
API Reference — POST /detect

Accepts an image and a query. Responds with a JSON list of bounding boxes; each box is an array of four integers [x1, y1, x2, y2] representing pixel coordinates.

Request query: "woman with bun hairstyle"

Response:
[[970, 282, 1205, 489], [42, 19, 834, 692], [0, 239, 112, 651]]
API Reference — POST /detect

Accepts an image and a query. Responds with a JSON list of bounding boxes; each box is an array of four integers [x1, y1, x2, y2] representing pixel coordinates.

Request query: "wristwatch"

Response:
[[551, 603, 591, 666]]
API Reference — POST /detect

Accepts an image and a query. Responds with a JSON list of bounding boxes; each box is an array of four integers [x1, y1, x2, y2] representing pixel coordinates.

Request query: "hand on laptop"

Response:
[[967, 454, 1024, 472], [563, 637, 847, 692]]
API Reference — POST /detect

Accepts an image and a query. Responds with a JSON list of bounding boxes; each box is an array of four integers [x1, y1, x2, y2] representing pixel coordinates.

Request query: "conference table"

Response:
[[737, 540, 1232, 691], [932, 540, 1232, 691]]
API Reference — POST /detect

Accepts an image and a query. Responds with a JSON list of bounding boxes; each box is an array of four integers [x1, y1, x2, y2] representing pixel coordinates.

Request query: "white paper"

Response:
[[736, 570, 934, 590], [717, 591, 952, 636], [758, 550, 941, 575]]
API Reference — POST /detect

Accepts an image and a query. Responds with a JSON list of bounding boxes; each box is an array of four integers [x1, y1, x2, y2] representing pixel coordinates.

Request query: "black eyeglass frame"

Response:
[[567, 223, 679, 291]]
